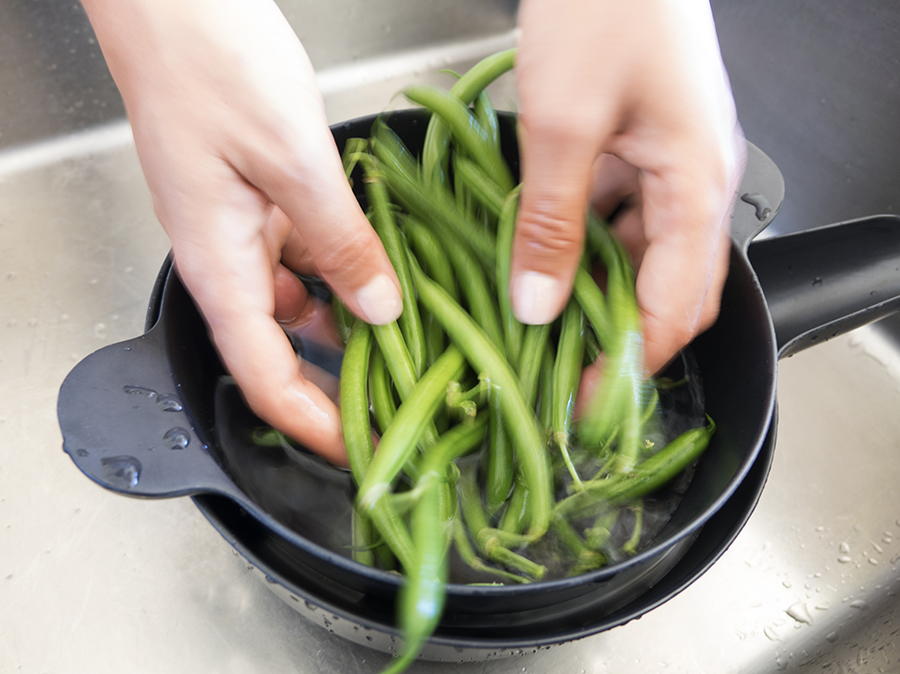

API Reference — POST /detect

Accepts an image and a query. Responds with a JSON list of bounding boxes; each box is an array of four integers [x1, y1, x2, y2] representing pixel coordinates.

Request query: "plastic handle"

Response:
[[748, 214, 900, 358], [57, 326, 245, 501]]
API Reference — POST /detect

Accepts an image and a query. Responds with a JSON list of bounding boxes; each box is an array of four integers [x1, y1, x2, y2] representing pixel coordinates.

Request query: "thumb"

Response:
[[510, 122, 594, 325]]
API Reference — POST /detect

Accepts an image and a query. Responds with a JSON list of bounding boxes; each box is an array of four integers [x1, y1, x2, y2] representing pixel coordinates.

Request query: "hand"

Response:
[[82, 0, 403, 465], [512, 0, 746, 381]]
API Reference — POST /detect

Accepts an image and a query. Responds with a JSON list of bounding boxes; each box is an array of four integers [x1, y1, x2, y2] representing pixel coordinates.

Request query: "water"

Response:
[[214, 341, 707, 585], [156, 394, 183, 412], [740, 192, 772, 221], [163, 427, 190, 450], [100, 455, 141, 488]]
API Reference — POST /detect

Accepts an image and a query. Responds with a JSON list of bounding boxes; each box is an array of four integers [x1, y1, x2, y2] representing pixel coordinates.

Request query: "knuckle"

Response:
[[517, 203, 583, 259], [312, 231, 374, 279]]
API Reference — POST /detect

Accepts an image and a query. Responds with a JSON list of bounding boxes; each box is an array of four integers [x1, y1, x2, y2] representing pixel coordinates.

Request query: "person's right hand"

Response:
[[511, 0, 746, 390], [82, 0, 403, 465]]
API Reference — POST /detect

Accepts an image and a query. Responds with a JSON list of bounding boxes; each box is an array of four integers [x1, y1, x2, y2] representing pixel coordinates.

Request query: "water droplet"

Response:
[[786, 602, 813, 624], [123, 346, 131, 352], [75, 448, 89, 457], [839, 542, 851, 554], [156, 394, 183, 412], [869, 557, 879, 566], [826, 631, 839, 643], [764, 626, 781, 642], [740, 192, 772, 221], [305, 601, 318, 612], [850, 599, 869, 610], [124, 385, 156, 397], [873, 542, 884, 554], [100, 456, 141, 488], [783, 580, 792, 588], [812, 277, 824, 286], [838, 556, 852, 564], [163, 427, 190, 450], [365, 635, 373, 642]]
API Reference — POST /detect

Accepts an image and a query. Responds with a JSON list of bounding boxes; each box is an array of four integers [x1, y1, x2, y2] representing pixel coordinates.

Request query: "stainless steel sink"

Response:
[[3, 1, 899, 673]]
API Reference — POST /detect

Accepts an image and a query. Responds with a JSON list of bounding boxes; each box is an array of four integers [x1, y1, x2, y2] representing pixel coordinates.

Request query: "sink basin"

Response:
[[2, 1, 899, 672]]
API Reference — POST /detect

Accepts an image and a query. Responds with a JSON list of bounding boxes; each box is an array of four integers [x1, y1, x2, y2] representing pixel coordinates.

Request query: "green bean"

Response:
[[450, 490, 529, 584], [454, 155, 505, 220], [407, 252, 553, 539], [357, 345, 467, 512], [572, 267, 613, 350], [458, 463, 546, 580], [369, 345, 397, 436], [584, 509, 618, 553], [421, 48, 516, 187], [583, 324, 602, 366], [341, 137, 369, 180], [351, 507, 375, 567], [556, 417, 716, 519], [360, 154, 427, 377], [580, 215, 644, 470], [620, 502, 644, 556], [401, 215, 459, 304], [553, 299, 586, 489], [484, 390, 514, 515], [497, 187, 524, 367], [372, 136, 497, 269], [473, 88, 501, 152], [519, 323, 551, 408], [403, 217, 504, 349], [332, 295, 355, 346], [372, 321, 441, 449], [340, 321, 416, 571], [499, 473, 530, 535], [551, 513, 606, 575], [387, 415, 489, 673], [388, 470, 448, 674], [537, 345, 555, 433]]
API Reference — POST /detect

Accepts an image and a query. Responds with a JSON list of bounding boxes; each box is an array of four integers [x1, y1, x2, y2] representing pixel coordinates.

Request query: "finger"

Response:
[[590, 154, 640, 218], [510, 121, 595, 325], [231, 100, 402, 326], [273, 263, 311, 324], [633, 167, 731, 377], [279, 218, 320, 277], [174, 216, 348, 466]]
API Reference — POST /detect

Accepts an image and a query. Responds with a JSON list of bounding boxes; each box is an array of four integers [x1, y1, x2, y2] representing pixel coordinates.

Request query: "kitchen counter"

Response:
[[2, 2, 900, 672]]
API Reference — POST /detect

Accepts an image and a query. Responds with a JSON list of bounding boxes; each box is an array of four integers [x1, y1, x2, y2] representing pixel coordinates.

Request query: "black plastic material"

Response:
[[56, 109, 900, 653], [750, 215, 900, 357]]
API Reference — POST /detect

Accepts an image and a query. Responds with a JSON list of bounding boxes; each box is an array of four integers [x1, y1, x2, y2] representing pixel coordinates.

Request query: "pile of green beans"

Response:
[[330, 49, 716, 673]]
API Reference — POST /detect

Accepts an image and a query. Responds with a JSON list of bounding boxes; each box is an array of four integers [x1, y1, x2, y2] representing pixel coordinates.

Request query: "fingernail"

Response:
[[512, 271, 563, 325], [356, 274, 402, 325]]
